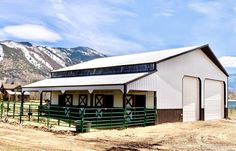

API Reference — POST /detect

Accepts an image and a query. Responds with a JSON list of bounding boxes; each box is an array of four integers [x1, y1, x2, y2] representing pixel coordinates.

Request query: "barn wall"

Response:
[[92, 90, 123, 107], [72, 94, 79, 106], [127, 72, 158, 92], [51, 91, 60, 105], [51, 91, 91, 106], [50, 90, 154, 108], [155, 49, 227, 110], [127, 91, 155, 108]]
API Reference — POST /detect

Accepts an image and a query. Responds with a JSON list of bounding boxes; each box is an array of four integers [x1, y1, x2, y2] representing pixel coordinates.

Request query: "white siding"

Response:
[[51, 91, 60, 105], [155, 49, 227, 109], [114, 91, 123, 107], [127, 72, 158, 92], [72, 94, 79, 106]]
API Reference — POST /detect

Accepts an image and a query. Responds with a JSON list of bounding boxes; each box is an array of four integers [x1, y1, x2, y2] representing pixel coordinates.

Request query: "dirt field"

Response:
[[0, 120, 236, 151]]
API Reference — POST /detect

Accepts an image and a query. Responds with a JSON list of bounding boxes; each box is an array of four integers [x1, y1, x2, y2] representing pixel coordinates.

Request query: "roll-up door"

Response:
[[205, 80, 224, 120], [183, 76, 200, 122]]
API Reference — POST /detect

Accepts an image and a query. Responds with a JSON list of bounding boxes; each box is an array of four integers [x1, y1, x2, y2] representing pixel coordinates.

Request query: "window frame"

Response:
[[51, 63, 156, 78]]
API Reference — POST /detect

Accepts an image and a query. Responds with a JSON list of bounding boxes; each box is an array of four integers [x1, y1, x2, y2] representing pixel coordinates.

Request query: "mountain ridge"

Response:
[[0, 40, 106, 84]]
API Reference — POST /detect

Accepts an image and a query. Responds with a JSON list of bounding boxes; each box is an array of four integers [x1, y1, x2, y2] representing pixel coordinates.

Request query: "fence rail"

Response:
[[0, 101, 156, 132]]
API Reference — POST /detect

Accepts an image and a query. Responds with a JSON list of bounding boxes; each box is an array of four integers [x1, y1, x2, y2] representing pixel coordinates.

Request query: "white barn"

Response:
[[22, 44, 228, 123]]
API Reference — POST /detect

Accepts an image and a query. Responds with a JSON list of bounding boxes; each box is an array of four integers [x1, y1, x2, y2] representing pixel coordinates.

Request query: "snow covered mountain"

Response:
[[0, 40, 105, 84]]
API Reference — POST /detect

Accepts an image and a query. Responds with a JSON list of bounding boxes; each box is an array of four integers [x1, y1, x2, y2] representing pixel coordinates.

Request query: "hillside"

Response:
[[0, 41, 105, 84]]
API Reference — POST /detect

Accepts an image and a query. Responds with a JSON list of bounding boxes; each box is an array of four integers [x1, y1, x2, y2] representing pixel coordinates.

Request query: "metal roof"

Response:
[[53, 45, 208, 72], [52, 44, 228, 77], [6, 90, 30, 95], [22, 72, 151, 88], [1, 84, 21, 90]]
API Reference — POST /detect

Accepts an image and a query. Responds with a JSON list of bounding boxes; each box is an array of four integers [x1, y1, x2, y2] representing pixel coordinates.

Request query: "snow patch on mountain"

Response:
[[2, 41, 42, 69], [37, 46, 67, 67], [0, 40, 105, 81], [0, 40, 105, 84], [0, 45, 4, 61], [31, 51, 53, 70], [45, 47, 69, 67]]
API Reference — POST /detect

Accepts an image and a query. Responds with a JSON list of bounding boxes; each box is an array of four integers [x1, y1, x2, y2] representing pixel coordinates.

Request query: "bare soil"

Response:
[[0, 120, 236, 151]]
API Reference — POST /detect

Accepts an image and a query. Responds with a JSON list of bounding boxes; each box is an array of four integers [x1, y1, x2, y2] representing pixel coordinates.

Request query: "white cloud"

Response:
[[153, 1, 175, 17], [56, 13, 73, 24], [1, 24, 61, 42], [188, 1, 223, 19], [219, 56, 236, 68], [49, 1, 142, 54]]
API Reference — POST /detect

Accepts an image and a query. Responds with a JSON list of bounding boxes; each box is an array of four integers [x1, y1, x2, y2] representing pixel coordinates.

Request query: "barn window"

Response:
[[95, 95, 114, 108], [78, 94, 88, 107], [51, 63, 156, 78]]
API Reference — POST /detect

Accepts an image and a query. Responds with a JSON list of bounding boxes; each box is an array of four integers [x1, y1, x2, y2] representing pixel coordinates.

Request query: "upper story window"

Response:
[[51, 63, 156, 78]]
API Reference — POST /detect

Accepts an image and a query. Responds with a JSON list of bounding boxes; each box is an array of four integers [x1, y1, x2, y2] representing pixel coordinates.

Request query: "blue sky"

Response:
[[0, 0, 236, 68]]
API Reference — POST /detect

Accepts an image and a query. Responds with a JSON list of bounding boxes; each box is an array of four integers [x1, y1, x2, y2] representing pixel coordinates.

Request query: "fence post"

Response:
[[20, 91, 25, 123], [110, 109, 112, 128], [123, 108, 126, 128], [0, 102, 3, 118], [7, 101, 9, 116], [13, 103, 15, 118], [80, 117, 84, 132], [57, 107, 60, 126], [28, 105, 31, 121], [47, 107, 50, 127], [69, 111, 71, 127], [37, 105, 40, 123], [144, 107, 147, 126]]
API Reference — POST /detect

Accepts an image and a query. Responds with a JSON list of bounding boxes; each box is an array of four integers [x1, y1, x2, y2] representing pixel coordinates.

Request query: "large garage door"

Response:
[[183, 76, 200, 122], [205, 80, 224, 120]]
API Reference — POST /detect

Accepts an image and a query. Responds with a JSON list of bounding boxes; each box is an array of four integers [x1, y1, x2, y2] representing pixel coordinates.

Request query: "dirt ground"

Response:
[[0, 120, 236, 151]]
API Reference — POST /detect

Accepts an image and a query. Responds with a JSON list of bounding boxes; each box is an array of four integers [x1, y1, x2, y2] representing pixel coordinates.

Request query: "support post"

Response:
[[154, 91, 157, 124], [0, 103, 3, 118], [39, 91, 43, 116], [20, 91, 25, 123], [144, 106, 147, 126], [14, 89, 17, 103], [123, 85, 127, 128], [40, 92, 43, 106], [13, 103, 15, 118], [123, 85, 127, 108], [154, 91, 157, 109], [90, 93, 93, 107]]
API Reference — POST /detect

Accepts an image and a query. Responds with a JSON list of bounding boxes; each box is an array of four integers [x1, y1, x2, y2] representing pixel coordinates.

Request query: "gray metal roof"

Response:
[[52, 44, 228, 76], [23, 72, 151, 88], [53, 45, 204, 72]]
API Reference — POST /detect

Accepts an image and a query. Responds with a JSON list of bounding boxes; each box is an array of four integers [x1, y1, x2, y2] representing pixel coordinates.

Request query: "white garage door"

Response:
[[183, 76, 200, 122], [205, 80, 224, 120]]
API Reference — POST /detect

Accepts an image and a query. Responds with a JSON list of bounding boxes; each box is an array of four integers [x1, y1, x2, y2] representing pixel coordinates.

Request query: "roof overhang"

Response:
[[22, 72, 155, 93]]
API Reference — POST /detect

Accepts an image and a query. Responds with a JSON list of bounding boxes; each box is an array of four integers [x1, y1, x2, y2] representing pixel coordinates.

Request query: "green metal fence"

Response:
[[0, 101, 156, 132]]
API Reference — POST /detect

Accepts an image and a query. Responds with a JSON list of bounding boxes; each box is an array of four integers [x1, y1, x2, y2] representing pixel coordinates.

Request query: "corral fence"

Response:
[[0, 101, 156, 132]]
